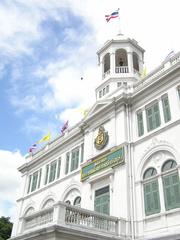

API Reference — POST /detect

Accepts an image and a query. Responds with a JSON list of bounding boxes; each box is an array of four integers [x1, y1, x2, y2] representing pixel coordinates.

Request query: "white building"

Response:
[[10, 33, 180, 240]]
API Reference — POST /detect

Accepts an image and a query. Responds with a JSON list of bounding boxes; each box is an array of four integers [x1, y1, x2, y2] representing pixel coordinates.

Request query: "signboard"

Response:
[[81, 146, 125, 181]]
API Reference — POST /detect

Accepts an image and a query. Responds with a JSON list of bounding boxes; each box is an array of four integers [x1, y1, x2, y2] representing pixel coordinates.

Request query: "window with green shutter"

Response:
[[162, 94, 171, 123], [27, 175, 32, 194], [31, 171, 39, 192], [49, 161, 57, 183], [65, 152, 70, 174], [162, 160, 180, 210], [146, 102, 161, 131], [143, 168, 160, 216], [57, 157, 61, 179], [70, 148, 79, 172], [137, 111, 144, 136], [94, 186, 110, 215]]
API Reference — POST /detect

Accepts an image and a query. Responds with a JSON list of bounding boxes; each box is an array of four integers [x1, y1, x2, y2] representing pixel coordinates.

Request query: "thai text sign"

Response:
[[81, 146, 125, 181]]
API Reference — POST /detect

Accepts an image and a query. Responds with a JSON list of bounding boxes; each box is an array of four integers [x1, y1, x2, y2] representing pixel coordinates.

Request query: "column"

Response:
[[110, 51, 115, 75], [127, 51, 133, 74]]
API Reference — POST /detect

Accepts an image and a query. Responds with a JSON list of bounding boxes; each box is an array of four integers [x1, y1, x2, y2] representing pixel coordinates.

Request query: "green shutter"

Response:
[[81, 144, 84, 163], [49, 161, 57, 183], [57, 158, 61, 179], [65, 153, 70, 174], [144, 180, 160, 215], [163, 173, 180, 210], [38, 169, 42, 188], [137, 111, 144, 136], [70, 148, 79, 172], [27, 175, 32, 194], [31, 171, 38, 192], [162, 95, 171, 123], [45, 165, 49, 185], [95, 186, 110, 215], [146, 103, 161, 131]]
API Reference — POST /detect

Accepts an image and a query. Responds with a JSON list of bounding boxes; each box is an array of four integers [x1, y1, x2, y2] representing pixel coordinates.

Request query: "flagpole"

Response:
[[117, 8, 122, 35]]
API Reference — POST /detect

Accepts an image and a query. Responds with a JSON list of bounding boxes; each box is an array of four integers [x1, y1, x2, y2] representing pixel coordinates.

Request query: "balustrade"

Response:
[[115, 66, 129, 74], [22, 202, 123, 236]]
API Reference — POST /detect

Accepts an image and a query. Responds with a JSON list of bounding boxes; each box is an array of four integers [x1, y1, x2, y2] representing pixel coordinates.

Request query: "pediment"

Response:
[[87, 99, 113, 117]]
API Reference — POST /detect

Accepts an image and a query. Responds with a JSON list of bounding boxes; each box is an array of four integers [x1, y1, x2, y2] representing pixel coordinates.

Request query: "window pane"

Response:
[[146, 102, 161, 131], [162, 95, 171, 122], [162, 160, 177, 172], [57, 158, 61, 179], [65, 153, 70, 174], [31, 171, 38, 192], [137, 111, 144, 136], [38, 169, 42, 188], [27, 175, 32, 194], [95, 186, 110, 215], [143, 168, 157, 179], [163, 173, 180, 210], [144, 180, 160, 215], [45, 165, 49, 185], [71, 148, 79, 172], [49, 161, 57, 183]]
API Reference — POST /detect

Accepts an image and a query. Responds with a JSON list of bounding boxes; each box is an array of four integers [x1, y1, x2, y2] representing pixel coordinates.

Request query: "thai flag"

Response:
[[105, 10, 119, 22], [29, 144, 37, 153]]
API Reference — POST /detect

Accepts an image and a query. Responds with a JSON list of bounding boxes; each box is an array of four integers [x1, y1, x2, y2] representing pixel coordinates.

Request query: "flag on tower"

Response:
[[105, 9, 119, 22], [38, 132, 51, 144], [29, 144, 37, 153], [61, 120, 69, 134]]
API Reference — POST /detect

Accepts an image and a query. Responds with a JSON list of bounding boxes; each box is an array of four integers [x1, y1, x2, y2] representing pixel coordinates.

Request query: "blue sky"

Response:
[[0, 0, 180, 221]]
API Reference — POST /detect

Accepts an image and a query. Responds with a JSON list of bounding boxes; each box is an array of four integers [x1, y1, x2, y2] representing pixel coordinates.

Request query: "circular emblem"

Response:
[[94, 126, 109, 150]]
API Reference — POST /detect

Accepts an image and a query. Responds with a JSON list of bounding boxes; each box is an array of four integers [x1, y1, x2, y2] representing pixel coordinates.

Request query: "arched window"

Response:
[[143, 168, 160, 216], [162, 160, 180, 210], [73, 196, 81, 207], [133, 52, 139, 71], [115, 49, 128, 67], [103, 53, 110, 73]]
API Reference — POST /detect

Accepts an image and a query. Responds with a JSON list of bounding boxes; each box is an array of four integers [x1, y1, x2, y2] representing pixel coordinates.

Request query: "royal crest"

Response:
[[94, 126, 109, 150]]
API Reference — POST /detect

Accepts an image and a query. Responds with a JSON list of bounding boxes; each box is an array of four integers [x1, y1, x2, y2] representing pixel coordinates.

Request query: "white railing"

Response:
[[115, 66, 129, 74], [22, 202, 127, 236], [65, 205, 117, 233], [24, 207, 53, 230]]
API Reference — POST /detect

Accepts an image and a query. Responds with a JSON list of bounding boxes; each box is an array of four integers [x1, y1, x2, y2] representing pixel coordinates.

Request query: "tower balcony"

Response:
[[102, 66, 140, 80], [13, 202, 129, 240]]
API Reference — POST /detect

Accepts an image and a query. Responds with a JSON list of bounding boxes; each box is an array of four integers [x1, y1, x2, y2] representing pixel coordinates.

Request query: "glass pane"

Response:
[[143, 168, 157, 179], [162, 95, 171, 122], [162, 160, 177, 172]]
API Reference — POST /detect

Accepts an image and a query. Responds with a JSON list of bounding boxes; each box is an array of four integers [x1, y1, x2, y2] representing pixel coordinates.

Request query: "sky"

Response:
[[0, 0, 180, 221]]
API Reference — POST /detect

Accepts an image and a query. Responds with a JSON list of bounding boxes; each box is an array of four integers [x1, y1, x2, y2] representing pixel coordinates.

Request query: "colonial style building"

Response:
[[10, 33, 180, 240]]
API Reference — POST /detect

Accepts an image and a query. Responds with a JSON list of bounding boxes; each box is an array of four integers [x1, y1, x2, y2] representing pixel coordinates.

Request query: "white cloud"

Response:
[[0, 150, 25, 221]]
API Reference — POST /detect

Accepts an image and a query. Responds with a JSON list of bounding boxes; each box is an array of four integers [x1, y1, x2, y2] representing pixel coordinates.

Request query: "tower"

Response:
[[96, 34, 145, 100]]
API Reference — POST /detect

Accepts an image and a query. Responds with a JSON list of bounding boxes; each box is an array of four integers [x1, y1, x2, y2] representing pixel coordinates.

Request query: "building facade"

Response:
[[10, 34, 180, 240]]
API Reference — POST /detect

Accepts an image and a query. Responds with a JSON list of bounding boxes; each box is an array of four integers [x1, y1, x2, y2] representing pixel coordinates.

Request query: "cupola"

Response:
[[95, 34, 145, 100]]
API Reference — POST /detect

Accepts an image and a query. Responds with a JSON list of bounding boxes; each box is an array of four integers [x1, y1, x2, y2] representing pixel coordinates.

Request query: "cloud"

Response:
[[0, 150, 25, 221]]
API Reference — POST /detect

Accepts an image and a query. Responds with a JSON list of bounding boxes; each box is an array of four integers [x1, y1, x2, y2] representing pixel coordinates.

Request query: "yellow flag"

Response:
[[142, 66, 147, 78], [38, 132, 51, 144], [80, 108, 88, 117]]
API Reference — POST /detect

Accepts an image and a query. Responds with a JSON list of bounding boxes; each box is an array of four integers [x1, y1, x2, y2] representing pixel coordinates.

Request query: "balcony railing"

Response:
[[22, 202, 127, 237], [115, 66, 129, 74]]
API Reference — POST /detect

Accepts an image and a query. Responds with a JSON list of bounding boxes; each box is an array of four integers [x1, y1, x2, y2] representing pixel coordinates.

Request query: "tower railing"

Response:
[[115, 66, 129, 74]]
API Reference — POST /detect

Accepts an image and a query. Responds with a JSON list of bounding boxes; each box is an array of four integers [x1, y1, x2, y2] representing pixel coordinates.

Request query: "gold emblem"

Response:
[[94, 126, 109, 150]]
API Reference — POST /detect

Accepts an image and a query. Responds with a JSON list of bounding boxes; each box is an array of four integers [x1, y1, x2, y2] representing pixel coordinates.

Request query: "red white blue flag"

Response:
[[105, 10, 119, 22], [29, 143, 37, 153]]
